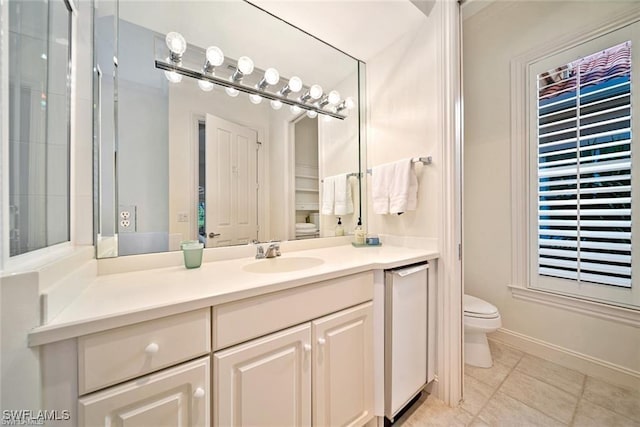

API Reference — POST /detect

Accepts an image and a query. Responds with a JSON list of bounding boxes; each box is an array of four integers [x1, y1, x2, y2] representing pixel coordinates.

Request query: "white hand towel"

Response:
[[372, 162, 395, 214], [334, 174, 354, 215], [389, 158, 418, 214], [321, 175, 335, 215]]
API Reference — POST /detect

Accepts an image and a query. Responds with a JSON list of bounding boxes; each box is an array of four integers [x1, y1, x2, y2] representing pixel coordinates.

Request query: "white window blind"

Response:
[[536, 41, 632, 288]]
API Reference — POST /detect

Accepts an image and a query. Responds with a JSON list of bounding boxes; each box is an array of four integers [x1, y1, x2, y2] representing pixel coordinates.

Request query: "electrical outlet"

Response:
[[119, 205, 137, 232]]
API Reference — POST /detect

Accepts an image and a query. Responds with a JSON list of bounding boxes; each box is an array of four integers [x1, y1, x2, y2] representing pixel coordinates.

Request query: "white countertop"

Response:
[[29, 244, 438, 346]]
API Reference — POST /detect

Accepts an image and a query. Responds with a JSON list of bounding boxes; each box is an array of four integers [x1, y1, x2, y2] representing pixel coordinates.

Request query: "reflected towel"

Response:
[[334, 174, 354, 215], [321, 175, 335, 215]]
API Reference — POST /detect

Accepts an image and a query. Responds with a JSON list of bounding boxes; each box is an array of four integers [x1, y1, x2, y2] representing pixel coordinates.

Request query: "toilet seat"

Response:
[[464, 294, 498, 318]]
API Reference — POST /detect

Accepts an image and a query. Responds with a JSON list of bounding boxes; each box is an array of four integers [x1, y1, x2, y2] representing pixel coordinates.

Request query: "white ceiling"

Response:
[[248, 0, 427, 61]]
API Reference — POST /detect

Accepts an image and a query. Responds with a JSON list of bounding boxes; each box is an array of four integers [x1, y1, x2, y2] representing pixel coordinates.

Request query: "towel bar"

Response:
[[366, 156, 432, 175], [320, 172, 361, 182]]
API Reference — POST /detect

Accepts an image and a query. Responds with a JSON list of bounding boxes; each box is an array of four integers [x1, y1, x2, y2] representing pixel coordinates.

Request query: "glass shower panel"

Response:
[[8, 0, 71, 256]]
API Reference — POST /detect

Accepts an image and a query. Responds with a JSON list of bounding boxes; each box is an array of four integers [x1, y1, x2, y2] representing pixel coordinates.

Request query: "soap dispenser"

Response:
[[335, 217, 344, 236], [354, 218, 366, 245]]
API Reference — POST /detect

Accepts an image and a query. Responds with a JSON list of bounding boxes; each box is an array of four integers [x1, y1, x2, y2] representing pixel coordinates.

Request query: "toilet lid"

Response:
[[464, 294, 498, 316]]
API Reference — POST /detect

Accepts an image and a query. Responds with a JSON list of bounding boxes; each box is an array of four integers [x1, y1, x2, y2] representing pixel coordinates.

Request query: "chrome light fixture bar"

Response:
[[153, 32, 350, 120], [156, 58, 348, 120]]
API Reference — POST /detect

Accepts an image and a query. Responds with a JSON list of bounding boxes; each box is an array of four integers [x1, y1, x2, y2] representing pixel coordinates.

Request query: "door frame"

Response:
[[286, 112, 311, 240]]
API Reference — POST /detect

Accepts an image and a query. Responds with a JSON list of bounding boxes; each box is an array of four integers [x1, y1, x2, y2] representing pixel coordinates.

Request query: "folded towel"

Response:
[[334, 173, 354, 215], [321, 176, 335, 215], [372, 162, 395, 214], [389, 158, 418, 214], [296, 223, 317, 230]]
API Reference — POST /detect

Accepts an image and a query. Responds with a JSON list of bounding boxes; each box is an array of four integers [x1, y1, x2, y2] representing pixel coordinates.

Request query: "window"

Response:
[[528, 23, 639, 309], [7, 0, 73, 257]]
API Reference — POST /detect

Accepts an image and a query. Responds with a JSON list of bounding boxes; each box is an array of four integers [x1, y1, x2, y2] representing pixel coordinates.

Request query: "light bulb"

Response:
[[225, 87, 239, 97], [257, 68, 280, 90], [198, 80, 214, 92], [306, 110, 318, 118], [337, 97, 356, 112], [206, 46, 224, 67], [310, 84, 323, 100], [328, 90, 341, 105], [264, 68, 280, 85], [237, 56, 254, 75], [322, 114, 332, 123], [279, 76, 303, 97], [270, 100, 283, 110], [165, 32, 186, 57], [290, 105, 302, 114], [164, 70, 182, 83], [249, 94, 263, 104], [289, 76, 303, 93], [345, 97, 356, 109]]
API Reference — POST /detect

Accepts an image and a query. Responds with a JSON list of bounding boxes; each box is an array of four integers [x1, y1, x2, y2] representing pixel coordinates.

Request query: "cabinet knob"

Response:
[[145, 342, 160, 354], [303, 344, 312, 352], [317, 337, 326, 345], [193, 387, 205, 399]]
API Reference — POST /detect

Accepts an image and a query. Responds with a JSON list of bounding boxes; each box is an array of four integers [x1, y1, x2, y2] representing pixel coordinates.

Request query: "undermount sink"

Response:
[[242, 257, 325, 273]]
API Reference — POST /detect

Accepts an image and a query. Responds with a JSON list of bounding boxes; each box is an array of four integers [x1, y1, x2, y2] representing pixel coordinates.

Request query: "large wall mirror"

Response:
[[94, 0, 365, 257]]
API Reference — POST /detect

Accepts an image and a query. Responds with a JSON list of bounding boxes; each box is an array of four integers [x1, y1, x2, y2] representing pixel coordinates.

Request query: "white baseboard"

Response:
[[489, 328, 640, 391]]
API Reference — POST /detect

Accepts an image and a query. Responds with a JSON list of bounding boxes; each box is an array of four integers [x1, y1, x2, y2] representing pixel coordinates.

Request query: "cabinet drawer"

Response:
[[79, 356, 210, 427], [78, 308, 211, 394], [213, 271, 373, 350]]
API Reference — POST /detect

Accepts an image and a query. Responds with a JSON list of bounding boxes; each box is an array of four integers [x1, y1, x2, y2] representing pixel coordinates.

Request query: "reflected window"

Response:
[[8, 0, 73, 256]]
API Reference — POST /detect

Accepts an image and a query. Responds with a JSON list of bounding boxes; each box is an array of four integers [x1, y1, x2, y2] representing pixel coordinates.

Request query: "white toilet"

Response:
[[464, 294, 502, 368]]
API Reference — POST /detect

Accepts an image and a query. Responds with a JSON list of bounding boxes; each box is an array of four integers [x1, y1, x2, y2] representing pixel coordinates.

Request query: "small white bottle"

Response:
[[335, 217, 345, 236], [354, 218, 366, 245]]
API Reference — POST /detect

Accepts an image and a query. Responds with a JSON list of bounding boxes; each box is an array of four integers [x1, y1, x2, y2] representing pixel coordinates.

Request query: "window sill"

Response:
[[509, 286, 640, 328]]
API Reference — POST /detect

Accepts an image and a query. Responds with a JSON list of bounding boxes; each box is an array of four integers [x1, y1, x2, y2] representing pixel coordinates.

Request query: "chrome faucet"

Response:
[[264, 241, 281, 258], [253, 240, 281, 259]]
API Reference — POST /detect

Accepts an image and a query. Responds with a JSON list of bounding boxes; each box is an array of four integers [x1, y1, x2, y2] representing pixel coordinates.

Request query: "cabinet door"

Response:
[[313, 302, 374, 427], [214, 323, 311, 427], [78, 357, 209, 427]]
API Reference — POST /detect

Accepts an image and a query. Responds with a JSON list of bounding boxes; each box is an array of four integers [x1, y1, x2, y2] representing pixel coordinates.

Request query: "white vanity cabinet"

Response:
[[74, 309, 212, 426], [78, 357, 210, 426], [312, 303, 373, 427], [37, 271, 377, 427], [214, 324, 313, 426], [213, 272, 374, 427]]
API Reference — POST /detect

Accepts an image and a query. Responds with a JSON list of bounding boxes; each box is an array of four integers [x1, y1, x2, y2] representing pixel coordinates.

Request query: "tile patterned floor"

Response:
[[395, 340, 640, 427]]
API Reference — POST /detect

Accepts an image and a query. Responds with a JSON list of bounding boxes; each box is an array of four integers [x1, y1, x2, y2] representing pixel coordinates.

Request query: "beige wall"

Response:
[[464, 1, 640, 373], [366, 12, 441, 239]]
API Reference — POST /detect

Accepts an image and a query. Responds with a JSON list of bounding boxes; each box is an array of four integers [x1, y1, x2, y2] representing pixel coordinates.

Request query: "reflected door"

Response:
[[205, 114, 259, 248]]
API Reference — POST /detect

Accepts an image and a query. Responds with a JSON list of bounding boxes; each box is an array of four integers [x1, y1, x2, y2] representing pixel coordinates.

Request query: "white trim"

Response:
[[510, 285, 640, 327], [510, 8, 640, 292], [0, 0, 9, 271], [69, 1, 78, 249], [490, 328, 640, 391], [434, 0, 463, 407], [2, 241, 73, 276]]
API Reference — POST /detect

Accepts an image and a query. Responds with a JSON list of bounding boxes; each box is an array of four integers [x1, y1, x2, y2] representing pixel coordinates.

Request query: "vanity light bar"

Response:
[[156, 59, 349, 120]]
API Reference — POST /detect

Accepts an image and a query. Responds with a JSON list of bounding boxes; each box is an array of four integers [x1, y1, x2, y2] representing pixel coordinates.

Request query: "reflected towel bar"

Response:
[[366, 156, 433, 174], [320, 172, 361, 183]]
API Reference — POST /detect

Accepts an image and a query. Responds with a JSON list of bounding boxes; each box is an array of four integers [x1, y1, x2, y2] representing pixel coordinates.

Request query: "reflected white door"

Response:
[[205, 114, 258, 248]]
